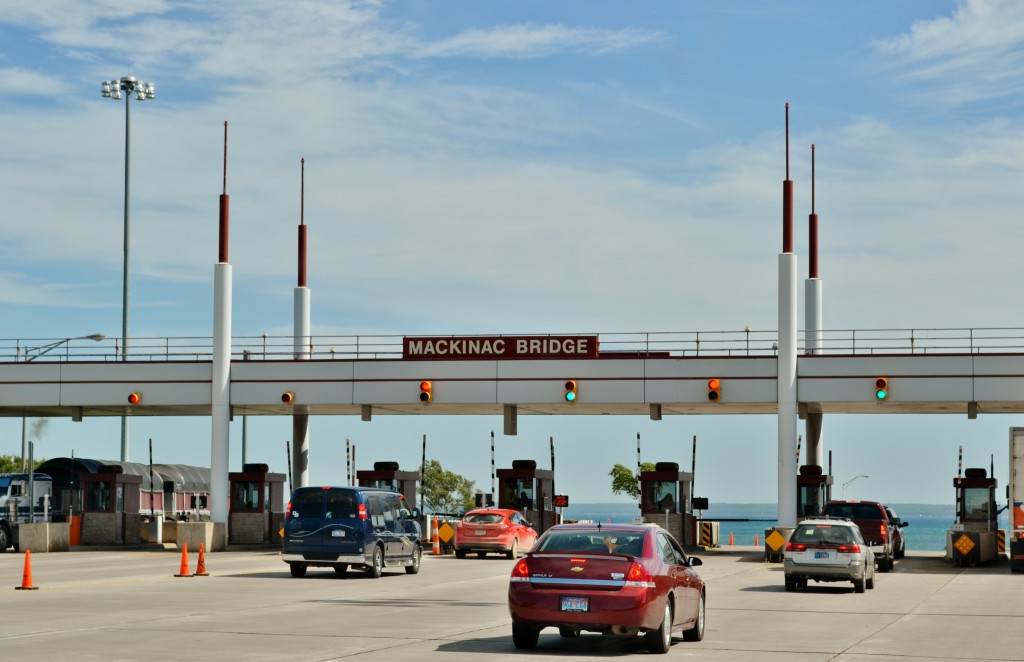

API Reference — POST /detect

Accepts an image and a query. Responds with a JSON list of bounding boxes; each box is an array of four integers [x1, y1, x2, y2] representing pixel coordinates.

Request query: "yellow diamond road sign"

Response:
[[438, 521, 455, 543], [766, 529, 787, 551], [954, 533, 975, 556]]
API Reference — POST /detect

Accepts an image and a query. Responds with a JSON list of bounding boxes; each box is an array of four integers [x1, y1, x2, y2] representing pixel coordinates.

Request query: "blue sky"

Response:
[[2, 0, 1024, 505]]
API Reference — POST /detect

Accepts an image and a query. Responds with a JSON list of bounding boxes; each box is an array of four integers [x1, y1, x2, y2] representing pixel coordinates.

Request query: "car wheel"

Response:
[[0, 524, 10, 552], [334, 564, 348, 577], [646, 600, 673, 653], [512, 623, 540, 649], [797, 578, 808, 588], [477, 551, 487, 558], [785, 576, 797, 592], [405, 545, 422, 574], [507, 538, 519, 559], [455, 549, 467, 559], [366, 545, 384, 578], [878, 556, 891, 573], [854, 574, 866, 593], [289, 563, 307, 578], [558, 626, 580, 638], [683, 592, 705, 642], [866, 572, 874, 590]]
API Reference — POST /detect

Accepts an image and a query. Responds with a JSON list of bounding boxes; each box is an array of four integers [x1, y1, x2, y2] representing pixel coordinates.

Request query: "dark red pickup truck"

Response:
[[822, 500, 896, 571]]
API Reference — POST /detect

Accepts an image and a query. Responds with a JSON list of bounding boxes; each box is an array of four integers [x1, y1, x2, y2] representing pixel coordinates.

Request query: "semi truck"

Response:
[[0, 472, 54, 551], [1011, 428, 1024, 571]]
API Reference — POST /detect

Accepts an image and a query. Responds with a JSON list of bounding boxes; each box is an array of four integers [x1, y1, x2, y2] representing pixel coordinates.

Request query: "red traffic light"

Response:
[[419, 381, 432, 403], [127, 392, 141, 405], [281, 391, 295, 404], [707, 378, 721, 401]]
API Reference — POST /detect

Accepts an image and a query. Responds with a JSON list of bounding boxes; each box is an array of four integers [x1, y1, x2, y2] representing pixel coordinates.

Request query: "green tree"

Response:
[[0, 455, 44, 473], [421, 459, 476, 514], [609, 462, 656, 499]]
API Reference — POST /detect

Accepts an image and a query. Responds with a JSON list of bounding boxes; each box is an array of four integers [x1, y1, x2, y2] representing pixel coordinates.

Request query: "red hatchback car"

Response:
[[508, 523, 705, 654], [454, 508, 538, 559]]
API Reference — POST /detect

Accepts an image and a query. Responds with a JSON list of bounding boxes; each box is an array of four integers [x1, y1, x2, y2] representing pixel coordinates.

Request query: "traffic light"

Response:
[[874, 377, 889, 401], [419, 380, 432, 403], [127, 392, 142, 405], [707, 378, 721, 401], [564, 379, 578, 402], [281, 391, 295, 404]]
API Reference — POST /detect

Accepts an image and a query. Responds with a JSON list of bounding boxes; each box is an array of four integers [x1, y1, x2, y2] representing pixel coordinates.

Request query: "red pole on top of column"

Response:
[[298, 158, 307, 287], [782, 103, 793, 254], [218, 121, 229, 263], [809, 144, 818, 279]]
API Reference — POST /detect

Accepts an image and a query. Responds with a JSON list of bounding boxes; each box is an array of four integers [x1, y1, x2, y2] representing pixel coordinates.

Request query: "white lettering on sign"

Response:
[[403, 335, 598, 359]]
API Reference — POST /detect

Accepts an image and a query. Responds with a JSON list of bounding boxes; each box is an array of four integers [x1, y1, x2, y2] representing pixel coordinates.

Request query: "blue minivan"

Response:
[[282, 486, 422, 578]]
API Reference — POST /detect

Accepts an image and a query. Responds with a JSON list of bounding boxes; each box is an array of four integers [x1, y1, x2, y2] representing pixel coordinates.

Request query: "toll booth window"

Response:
[[646, 481, 677, 513], [88, 481, 111, 512], [798, 485, 824, 517], [514, 481, 534, 510], [234, 481, 260, 512], [325, 490, 358, 520], [963, 488, 992, 521]]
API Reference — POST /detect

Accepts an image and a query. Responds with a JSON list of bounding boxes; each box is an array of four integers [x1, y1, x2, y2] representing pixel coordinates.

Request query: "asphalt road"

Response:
[[1, 546, 1021, 661]]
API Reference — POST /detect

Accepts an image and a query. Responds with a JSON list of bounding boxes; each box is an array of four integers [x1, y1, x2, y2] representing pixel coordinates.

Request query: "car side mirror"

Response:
[[688, 557, 703, 567], [411, 508, 421, 519], [523, 521, 532, 528], [901, 520, 909, 527]]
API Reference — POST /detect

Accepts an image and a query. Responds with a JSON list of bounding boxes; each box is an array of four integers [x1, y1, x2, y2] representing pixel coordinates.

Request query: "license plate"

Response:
[[475, 530, 487, 536], [560, 596, 589, 612], [814, 550, 831, 559], [331, 529, 346, 538]]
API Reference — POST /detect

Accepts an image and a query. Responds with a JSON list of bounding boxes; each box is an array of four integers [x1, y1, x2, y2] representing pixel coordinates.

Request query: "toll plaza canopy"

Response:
[[36, 457, 210, 493]]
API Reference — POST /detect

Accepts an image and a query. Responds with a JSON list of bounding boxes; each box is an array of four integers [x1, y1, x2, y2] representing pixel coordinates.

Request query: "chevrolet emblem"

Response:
[[570, 566, 584, 572]]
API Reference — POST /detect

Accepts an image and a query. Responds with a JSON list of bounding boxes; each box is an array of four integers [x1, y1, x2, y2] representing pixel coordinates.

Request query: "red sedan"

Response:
[[454, 508, 538, 559], [507, 523, 705, 654]]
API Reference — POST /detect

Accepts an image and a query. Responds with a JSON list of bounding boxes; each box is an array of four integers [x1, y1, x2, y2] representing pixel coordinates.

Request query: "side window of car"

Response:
[[367, 495, 386, 528], [382, 495, 397, 525], [657, 533, 679, 565]]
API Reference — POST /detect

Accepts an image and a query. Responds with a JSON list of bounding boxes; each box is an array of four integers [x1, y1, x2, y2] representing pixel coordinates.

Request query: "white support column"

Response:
[[804, 277, 824, 467], [778, 253, 798, 528], [210, 262, 232, 527]]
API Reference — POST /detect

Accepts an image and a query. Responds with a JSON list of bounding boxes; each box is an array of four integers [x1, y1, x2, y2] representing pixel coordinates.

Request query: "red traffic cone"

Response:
[[431, 516, 441, 555], [195, 543, 209, 576], [729, 531, 735, 546], [15, 549, 39, 590], [175, 543, 193, 577]]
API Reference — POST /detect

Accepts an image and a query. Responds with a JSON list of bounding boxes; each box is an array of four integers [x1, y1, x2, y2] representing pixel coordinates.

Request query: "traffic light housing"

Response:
[[707, 378, 721, 401], [874, 377, 889, 401], [419, 381, 432, 403], [281, 391, 295, 404], [564, 379, 578, 402], [127, 392, 142, 405]]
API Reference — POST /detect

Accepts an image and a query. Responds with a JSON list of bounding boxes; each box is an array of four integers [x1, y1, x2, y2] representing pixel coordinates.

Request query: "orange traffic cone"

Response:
[[195, 543, 209, 576], [754, 534, 759, 547], [431, 516, 441, 555], [729, 531, 735, 546], [15, 549, 38, 590], [175, 543, 193, 577]]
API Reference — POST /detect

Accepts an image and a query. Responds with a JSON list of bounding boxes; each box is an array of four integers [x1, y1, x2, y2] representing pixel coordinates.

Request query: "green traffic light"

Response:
[[565, 391, 576, 402], [876, 389, 887, 401]]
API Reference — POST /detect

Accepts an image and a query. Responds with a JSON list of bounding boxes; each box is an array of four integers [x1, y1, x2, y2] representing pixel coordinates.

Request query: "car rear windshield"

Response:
[[537, 531, 646, 555], [825, 503, 883, 520], [794, 524, 855, 545], [464, 513, 504, 524], [290, 489, 326, 518]]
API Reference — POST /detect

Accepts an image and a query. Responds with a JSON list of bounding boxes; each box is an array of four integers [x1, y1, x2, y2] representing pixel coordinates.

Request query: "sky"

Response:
[[2, 0, 1024, 506]]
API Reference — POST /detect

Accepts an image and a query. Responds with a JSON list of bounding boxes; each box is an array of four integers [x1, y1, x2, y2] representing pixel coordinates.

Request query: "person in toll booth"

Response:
[[518, 491, 532, 510], [657, 492, 675, 512]]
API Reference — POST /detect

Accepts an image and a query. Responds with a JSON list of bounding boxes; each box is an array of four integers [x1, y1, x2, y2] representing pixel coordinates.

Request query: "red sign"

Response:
[[554, 494, 569, 508], [403, 335, 599, 360]]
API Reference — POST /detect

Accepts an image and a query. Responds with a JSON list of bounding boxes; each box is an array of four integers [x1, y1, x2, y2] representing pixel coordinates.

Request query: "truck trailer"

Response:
[[1011, 428, 1024, 572]]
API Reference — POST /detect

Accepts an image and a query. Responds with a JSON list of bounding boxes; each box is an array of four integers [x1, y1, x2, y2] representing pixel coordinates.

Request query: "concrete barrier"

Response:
[[16, 522, 71, 552], [176, 521, 227, 552]]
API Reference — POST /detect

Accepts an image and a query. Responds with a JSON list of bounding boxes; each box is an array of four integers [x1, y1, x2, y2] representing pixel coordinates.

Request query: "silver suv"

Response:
[[784, 518, 875, 593]]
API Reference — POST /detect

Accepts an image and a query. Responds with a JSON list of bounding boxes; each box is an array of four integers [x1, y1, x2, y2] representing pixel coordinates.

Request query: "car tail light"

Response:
[[836, 544, 861, 554], [358, 503, 368, 520], [511, 559, 530, 582], [786, 542, 807, 552], [624, 562, 653, 587], [285, 501, 292, 518], [880, 523, 888, 540]]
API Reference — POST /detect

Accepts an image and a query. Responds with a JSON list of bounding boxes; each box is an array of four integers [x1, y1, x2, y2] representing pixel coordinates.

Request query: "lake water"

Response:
[[561, 503, 1010, 552]]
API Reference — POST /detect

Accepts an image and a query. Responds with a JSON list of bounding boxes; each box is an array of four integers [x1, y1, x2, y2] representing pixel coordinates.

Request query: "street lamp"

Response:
[[21, 334, 106, 470], [102, 75, 155, 462], [841, 474, 869, 499]]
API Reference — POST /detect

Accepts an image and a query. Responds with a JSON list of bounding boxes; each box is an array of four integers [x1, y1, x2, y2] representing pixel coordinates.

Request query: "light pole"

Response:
[[21, 334, 105, 470], [102, 75, 155, 462], [841, 474, 869, 499]]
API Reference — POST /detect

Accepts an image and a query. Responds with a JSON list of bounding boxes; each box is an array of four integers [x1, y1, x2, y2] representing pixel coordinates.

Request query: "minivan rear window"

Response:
[[827, 503, 882, 520], [291, 490, 325, 518], [326, 490, 359, 520]]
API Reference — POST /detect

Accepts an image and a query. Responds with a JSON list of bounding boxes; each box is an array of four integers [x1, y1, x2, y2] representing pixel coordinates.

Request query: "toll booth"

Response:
[[797, 465, 833, 519], [947, 467, 1001, 567], [79, 465, 142, 545], [357, 461, 419, 505], [639, 462, 695, 546], [497, 460, 556, 533], [229, 463, 286, 545]]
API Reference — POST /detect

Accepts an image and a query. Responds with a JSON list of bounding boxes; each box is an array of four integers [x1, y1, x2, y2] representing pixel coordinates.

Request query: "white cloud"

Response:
[[0, 67, 65, 95], [873, 0, 1024, 105], [414, 23, 663, 60]]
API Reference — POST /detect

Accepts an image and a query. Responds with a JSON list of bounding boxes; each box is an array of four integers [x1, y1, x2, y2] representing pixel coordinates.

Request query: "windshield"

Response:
[[537, 530, 646, 556], [464, 513, 504, 524]]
